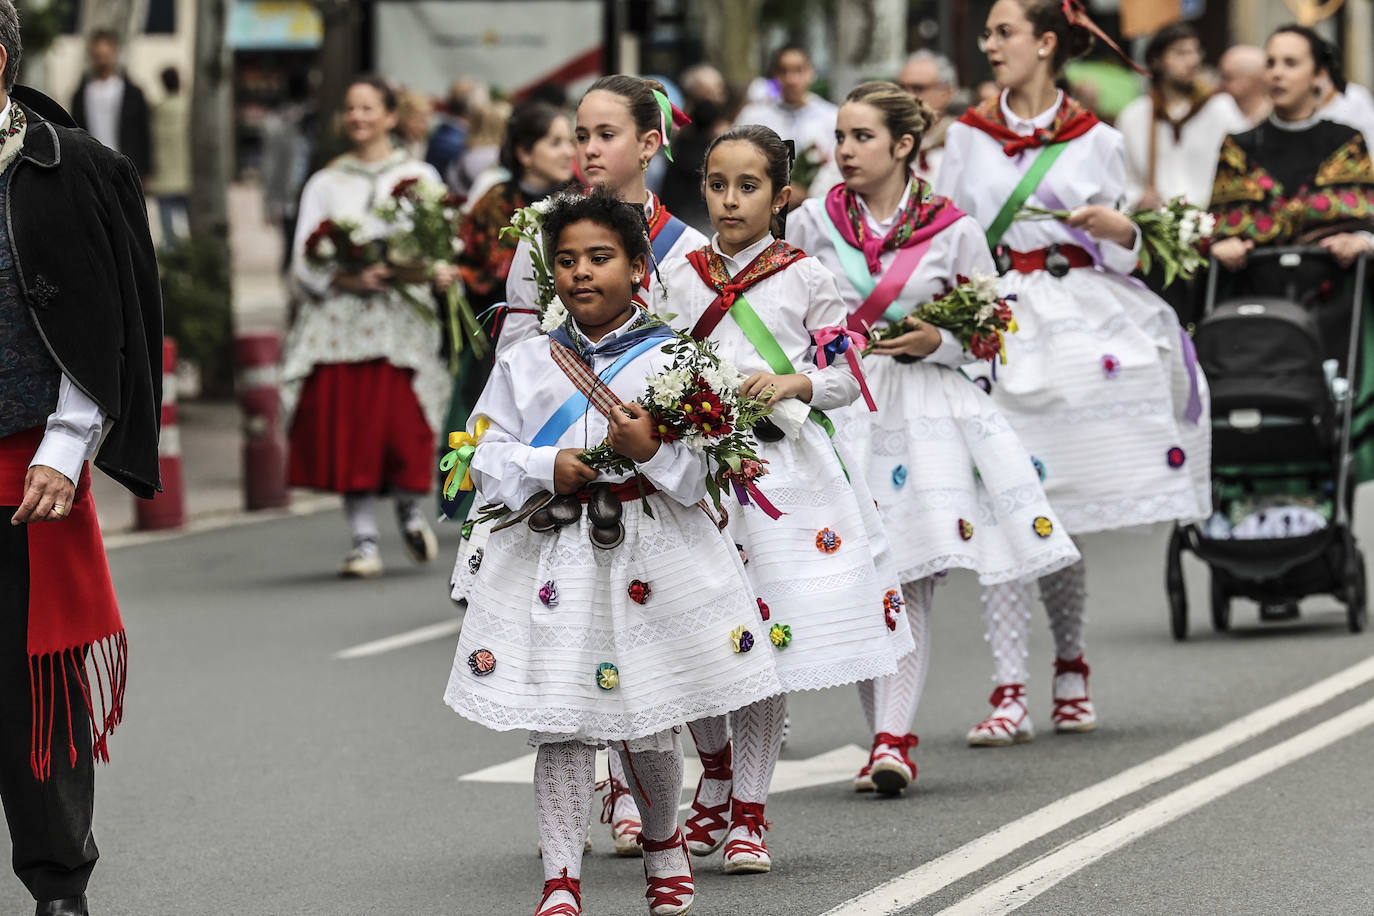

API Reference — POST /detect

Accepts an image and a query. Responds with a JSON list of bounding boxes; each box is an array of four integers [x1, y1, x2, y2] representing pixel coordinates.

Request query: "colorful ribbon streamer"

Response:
[[441, 416, 490, 498], [731, 478, 783, 520], [650, 88, 691, 162], [814, 326, 878, 412]]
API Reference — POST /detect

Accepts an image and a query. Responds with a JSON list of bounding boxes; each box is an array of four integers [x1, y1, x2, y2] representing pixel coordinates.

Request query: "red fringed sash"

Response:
[[0, 426, 126, 781]]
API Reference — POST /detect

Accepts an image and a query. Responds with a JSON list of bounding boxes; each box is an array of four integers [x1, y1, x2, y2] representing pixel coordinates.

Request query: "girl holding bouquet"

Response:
[[935, 0, 1210, 743], [658, 125, 913, 873], [285, 75, 456, 578], [789, 81, 1079, 793], [499, 75, 708, 353], [444, 190, 784, 916]]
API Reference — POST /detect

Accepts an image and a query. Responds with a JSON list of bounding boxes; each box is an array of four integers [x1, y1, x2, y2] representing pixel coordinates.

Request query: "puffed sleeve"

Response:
[[1089, 129, 1144, 275], [467, 354, 562, 510], [932, 122, 971, 206], [497, 234, 543, 355], [291, 171, 336, 298]]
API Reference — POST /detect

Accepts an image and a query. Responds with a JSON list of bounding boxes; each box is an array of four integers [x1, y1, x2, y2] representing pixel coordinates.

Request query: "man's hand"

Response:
[[1319, 232, 1374, 268], [553, 449, 598, 494], [869, 318, 943, 358], [739, 372, 813, 406], [607, 403, 661, 463], [11, 465, 75, 525], [1211, 236, 1253, 271]]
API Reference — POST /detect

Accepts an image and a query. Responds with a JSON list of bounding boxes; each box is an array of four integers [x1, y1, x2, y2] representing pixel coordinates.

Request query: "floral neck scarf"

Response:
[[823, 177, 960, 274]]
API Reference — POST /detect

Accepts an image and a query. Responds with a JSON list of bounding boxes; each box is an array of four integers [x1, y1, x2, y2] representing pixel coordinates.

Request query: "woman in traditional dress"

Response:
[[284, 75, 455, 578], [936, 0, 1210, 744], [790, 81, 1079, 793]]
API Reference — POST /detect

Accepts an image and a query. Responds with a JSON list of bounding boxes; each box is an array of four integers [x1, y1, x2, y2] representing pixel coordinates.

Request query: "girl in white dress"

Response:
[[935, 0, 1210, 744], [454, 78, 708, 847], [444, 192, 784, 916], [790, 81, 1079, 794], [659, 125, 913, 872]]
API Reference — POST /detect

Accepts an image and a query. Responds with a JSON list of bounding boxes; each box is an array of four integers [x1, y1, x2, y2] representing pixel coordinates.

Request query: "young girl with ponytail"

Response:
[[790, 81, 1077, 793], [936, 0, 1210, 745]]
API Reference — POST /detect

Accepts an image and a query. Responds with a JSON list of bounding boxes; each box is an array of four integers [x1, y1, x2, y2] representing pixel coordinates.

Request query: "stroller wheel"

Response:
[[1345, 547, 1367, 634], [1166, 527, 1188, 641], [1210, 573, 1231, 633]]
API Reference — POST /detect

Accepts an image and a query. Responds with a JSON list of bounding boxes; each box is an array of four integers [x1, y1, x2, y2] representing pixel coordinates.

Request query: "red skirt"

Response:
[[288, 359, 436, 494]]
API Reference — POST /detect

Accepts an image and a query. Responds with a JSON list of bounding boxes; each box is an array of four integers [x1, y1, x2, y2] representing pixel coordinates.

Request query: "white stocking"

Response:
[[981, 580, 1031, 685], [534, 741, 595, 885], [606, 748, 641, 824], [857, 679, 876, 735], [1040, 558, 1086, 661], [873, 577, 934, 736], [343, 492, 379, 546], [730, 694, 786, 805], [614, 740, 686, 878], [687, 715, 732, 811]]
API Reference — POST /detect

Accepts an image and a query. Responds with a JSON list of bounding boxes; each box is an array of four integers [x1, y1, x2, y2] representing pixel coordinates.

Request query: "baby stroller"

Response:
[[1165, 246, 1369, 639]]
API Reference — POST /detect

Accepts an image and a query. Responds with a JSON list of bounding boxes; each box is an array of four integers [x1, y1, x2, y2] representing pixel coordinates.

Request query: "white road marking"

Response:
[[823, 654, 1374, 916], [460, 743, 870, 807], [939, 695, 1374, 915], [334, 620, 462, 659]]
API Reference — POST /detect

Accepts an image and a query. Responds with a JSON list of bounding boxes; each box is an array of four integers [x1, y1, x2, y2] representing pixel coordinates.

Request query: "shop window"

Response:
[[57, 0, 82, 34]]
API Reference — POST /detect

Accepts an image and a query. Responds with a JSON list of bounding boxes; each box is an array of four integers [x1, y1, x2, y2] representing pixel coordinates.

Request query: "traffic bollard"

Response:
[[235, 333, 289, 510], [135, 337, 186, 530]]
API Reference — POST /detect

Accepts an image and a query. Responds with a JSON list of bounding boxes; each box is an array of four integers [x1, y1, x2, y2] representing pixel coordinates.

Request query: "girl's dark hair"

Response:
[[499, 101, 567, 181], [703, 124, 793, 238], [345, 74, 398, 112], [583, 74, 670, 139], [1016, 0, 1095, 74], [541, 187, 653, 271], [845, 81, 933, 169], [1271, 23, 1346, 93]]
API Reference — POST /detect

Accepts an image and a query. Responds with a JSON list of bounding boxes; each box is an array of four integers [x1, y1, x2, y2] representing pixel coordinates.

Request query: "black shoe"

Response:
[[36, 896, 88, 916]]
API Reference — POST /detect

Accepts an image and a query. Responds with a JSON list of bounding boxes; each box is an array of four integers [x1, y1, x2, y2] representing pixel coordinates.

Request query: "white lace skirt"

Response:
[[726, 421, 915, 694], [834, 358, 1081, 584], [966, 268, 1212, 534], [444, 493, 786, 743]]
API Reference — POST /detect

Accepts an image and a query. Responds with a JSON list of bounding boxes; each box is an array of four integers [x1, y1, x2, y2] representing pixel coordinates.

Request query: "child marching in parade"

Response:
[[935, 0, 1210, 744], [659, 125, 913, 871], [444, 191, 785, 916], [790, 82, 1079, 793], [455, 77, 708, 851]]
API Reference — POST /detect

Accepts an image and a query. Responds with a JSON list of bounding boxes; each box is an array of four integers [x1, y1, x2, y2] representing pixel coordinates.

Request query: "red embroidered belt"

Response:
[[1002, 244, 1094, 275], [577, 478, 658, 503]]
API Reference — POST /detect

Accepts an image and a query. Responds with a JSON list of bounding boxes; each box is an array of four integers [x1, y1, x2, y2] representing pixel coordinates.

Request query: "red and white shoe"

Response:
[[967, 683, 1034, 747], [1052, 655, 1097, 733], [722, 800, 772, 874], [640, 829, 695, 915], [535, 867, 581, 916], [596, 775, 643, 856], [684, 742, 732, 856], [869, 732, 918, 796], [852, 752, 875, 793]]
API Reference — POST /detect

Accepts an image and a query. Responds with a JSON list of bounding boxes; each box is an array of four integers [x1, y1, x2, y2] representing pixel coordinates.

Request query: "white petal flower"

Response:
[[971, 271, 1001, 301], [540, 300, 568, 332], [315, 237, 336, 259], [531, 198, 554, 215]]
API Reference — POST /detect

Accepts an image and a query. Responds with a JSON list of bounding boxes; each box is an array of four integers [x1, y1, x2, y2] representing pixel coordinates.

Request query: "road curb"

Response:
[[104, 494, 343, 551]]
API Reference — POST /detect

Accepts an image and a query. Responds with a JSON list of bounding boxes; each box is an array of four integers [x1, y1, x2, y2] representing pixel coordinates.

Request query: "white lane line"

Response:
[[334, 620, 462, 659], [940, 695, 1374, 915], [823, 654, 1374, 916]]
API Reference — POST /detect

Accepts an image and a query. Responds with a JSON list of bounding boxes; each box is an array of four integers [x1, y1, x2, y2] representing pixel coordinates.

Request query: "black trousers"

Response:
[[0, 513, 98, 901]]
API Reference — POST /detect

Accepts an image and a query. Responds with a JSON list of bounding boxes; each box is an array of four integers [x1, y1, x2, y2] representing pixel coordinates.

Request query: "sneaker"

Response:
[[869, 732, 918, 797], [1052, 656, 1097, 733], [397, 500, 439, 564], [339, 540, 383, 578], [595, 775, 643, 857], [722, 800, 771, 874], [853, 755, 876, 793], [640, 829, 695, 916], [967, 684, 1034, 746]]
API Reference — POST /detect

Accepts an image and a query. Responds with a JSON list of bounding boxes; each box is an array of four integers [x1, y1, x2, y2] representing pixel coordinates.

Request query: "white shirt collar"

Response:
[[1269, 110, 1325, 132], [0, 100, 12, 127], [1000, 89, 1063, 135], [710, 232, 775, 275], [570, 307, 643, 348]]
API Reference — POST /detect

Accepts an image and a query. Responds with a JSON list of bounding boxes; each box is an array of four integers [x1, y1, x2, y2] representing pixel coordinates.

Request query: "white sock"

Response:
[[873, 577, 934, 737], [981, 580, 1032, 685], [344, 493, 380, 547], [534, 741, 594, 892], [614, 742, 687, 880]]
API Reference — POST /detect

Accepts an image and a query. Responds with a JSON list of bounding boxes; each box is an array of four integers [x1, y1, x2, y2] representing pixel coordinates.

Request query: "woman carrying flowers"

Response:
[[790, 81, 1078, 795], [935, 0, 1211, 744], [285, 75, 455, 578]]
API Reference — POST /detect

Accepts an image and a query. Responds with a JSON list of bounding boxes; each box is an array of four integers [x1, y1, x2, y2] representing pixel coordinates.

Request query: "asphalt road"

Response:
[[5, 494, 1374, 916]]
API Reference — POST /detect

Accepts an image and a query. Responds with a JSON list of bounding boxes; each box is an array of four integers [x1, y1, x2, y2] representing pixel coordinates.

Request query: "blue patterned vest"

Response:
[[0, 157, 60, 440]]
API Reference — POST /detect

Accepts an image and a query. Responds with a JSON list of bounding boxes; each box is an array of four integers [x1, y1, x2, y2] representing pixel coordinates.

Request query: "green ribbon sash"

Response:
[[985, 142, 1070, 250]]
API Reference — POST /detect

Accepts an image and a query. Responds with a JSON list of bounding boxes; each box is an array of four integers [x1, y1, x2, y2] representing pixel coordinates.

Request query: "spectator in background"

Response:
[[1116, 23, 1246, 210], [146, 66, 189, 244], [70, 29, 150, 179], [261, 71, 317, 274], [447, 99, 511, 202], [1219, 45, 1271, 126], [427, 78, 486, 188], [897, 50, 960, 180], [394, 88, 433, 162], [1318, 70, 1374, 151], [735, 44, 838, 197], [680, 62, 728, 108], [659, 79, 738, 234]]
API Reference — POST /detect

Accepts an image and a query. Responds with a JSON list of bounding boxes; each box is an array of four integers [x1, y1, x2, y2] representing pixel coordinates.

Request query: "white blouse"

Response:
[[1115, 92, 1248, 207], [500, 193, 708, 354], [935, 90, 1141, 276], [659, 233, 861, 419], [469, 313, 705, 512], [789, 188, 996, 369]]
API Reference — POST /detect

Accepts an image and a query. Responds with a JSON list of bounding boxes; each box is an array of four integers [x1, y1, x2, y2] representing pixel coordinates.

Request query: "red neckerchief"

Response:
[[957, 93, 1100, 158], [685, 241, 807, 338]]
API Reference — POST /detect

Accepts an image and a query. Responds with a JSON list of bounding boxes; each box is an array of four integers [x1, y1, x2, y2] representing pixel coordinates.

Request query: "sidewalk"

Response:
[[90, 182, 340, 534]]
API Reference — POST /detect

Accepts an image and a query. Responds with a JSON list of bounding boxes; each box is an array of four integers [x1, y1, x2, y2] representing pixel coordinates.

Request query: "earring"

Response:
[[633, 275, 641, 284], [1038, 49, 1047, 58], [773, 207, 781, 213], [640, 159, 649, 172]]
